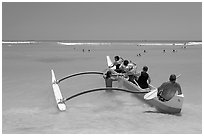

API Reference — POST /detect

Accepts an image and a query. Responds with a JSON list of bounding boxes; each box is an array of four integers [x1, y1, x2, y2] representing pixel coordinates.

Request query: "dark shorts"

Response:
[[157, 92, 169, 102]]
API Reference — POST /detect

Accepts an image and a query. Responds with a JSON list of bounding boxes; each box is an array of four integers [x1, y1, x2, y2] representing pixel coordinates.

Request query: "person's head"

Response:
[[143, 66, 148, 72], [123, 60, 129, 66], [114, 56, 120, 61], [169, 74, 176, 82], [106, 70, 112, 78]]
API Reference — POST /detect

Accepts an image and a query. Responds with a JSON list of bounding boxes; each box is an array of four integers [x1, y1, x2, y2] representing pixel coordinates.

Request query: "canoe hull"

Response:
[[106, 55, 184, 114], [116, 71, 184, 114]]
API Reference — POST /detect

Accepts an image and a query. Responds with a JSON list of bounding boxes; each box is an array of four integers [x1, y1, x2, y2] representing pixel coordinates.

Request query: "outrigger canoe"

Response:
[[106, 56, 184, 114], [50, 56, 184, 114]]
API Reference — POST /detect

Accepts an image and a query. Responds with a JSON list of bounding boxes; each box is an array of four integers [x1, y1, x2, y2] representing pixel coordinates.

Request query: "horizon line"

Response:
[[2, 39, 202, 42]]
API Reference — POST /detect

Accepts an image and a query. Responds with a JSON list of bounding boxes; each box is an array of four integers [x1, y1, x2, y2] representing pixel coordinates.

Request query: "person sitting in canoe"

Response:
[[136, 66, 151, 89], [157, 74, 182, 102], [126, 63, 138, 84], [121, 60, 140, 84], [109, 56, 124, 73], [119, 59, 129, 74]]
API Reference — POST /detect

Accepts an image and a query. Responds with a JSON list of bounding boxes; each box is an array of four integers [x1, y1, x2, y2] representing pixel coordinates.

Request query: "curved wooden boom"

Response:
[[64, 87, 149, 102], [58, 71, 104, 83]]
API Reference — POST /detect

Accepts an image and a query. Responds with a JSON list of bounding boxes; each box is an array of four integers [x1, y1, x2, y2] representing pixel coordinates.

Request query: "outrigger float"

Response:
[[51, 56, 184, 114]]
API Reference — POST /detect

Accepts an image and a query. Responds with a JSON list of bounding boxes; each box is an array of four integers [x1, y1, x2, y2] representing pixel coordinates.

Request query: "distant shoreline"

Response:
[[2, 40, 202, 46], [2, 39, 202, 43]]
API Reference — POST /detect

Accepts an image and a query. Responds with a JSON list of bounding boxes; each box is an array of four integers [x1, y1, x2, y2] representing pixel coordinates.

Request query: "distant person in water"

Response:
[[103, 70, 118, 88], [136, 66, 151, 89], [109, 56, 124, 73], [157, 74, 182, 102]]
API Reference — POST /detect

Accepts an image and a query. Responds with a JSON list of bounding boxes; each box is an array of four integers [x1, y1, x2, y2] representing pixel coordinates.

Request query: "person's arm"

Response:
[[111, 77, 118, 81], [147, 76, 151, 84], [129, 60, 137, 66], [157, 82, 166, 94], [177, 83, 182, 95], [119, 63, 124, 70], [103, 72, 107, 79], [110, 75, 119, 81]]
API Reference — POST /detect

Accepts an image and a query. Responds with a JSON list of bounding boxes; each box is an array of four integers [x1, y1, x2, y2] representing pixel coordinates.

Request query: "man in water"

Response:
[[157, 74, 182, 102], [103, 70, 118, 88]]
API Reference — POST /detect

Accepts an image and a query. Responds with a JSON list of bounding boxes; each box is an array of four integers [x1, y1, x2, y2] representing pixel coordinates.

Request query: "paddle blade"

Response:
[[144, 74, 181, 100], [144, 89, 158, 100]]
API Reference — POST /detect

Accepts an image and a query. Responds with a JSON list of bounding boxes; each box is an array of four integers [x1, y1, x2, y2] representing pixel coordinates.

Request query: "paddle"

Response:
[[143, 88, 158, 100], [144, 74, 181, 100]]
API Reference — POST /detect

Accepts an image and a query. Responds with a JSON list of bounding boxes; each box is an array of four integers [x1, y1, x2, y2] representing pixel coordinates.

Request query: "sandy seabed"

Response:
[[2, 43, 202, 133]]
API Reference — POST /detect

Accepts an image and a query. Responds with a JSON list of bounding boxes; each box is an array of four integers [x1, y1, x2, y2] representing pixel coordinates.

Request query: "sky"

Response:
[[2, 2, 202, 41]]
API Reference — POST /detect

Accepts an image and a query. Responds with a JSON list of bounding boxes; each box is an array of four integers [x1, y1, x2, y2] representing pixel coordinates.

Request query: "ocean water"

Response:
[[2, 41, 202, 133]]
